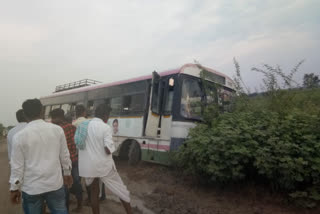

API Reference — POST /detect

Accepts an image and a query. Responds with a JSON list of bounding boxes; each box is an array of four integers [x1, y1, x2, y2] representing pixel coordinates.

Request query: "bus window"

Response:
[[105, 98, 110, 106], [222, 89, 233, 103], [205, 83, 217, 105], [61, 104, 71, 114], [219, 88, 234, 107], [44, 106, 51, 119], [110, 97, 122, 117], [94, 98, 110, 107], [51, 105, 60, 110], [151, 72, 163, 114], [163, 78, 174, 115], [69, 103, 76, 115], [122, 94, 145, 115], [67, 103, 82, 118], [87, 101, 94, 116], [180, 78, 203, 119], [122, 95, 131, 113], [131, 94, 145, 113], [151, 83, 160, 114], [87, 101, 94, 110]]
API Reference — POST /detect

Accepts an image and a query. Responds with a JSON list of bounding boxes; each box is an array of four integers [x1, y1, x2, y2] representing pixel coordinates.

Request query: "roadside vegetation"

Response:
[[173, 59, 320, 208]]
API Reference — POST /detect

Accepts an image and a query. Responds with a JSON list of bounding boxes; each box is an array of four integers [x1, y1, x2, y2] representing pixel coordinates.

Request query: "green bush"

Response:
[[173, 61, 320, 207], [175, 109, 320, 186]]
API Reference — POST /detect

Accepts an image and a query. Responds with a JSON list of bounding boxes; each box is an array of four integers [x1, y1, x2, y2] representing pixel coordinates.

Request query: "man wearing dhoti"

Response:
[[77, 104, 132, 214]]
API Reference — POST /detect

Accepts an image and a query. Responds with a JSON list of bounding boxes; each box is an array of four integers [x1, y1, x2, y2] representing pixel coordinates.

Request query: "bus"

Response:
[[40, 63, 235, 165]]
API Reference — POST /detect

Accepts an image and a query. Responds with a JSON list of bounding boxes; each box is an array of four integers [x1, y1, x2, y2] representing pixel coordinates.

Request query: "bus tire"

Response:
[[119, 140, 131, 160], [128, 141, 141, 166]]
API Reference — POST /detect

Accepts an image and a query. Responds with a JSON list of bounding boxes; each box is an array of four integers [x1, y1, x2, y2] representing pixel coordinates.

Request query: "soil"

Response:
[[117, 161, 319, 214], [1, 137, 318, 214]]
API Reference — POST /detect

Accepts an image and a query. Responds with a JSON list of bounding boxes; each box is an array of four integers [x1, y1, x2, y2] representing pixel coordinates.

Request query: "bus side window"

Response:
[[90, 99, 111, 116], [131, 94, 145, 113], [122, 94, 145, 116], [44, 105, 52, 119], [151, 75, 165, 115], [51, 105, 61, 110], [69, 103, 76, 117], [122, 95, 131, 113], [69, 103, 82, 119], [104, 98, 110, 106], [205, 84, 217, 105], [87, 101, 94, 117], [163, 78, 175, 115], [61, 104, 71, 114], [110, 97, 122, 117], [93, 99, 110, 108]]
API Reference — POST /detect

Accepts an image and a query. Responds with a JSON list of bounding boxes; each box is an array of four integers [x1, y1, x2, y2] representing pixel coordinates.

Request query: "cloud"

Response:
[[0, 0, 319, 125]]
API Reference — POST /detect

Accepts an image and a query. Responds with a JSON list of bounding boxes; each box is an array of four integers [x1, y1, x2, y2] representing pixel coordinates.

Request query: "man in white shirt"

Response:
[[9, 99, 73, 214], [79, 104, 132, 214], [7, 109, 27, 162], [72, 104, 97, 204]]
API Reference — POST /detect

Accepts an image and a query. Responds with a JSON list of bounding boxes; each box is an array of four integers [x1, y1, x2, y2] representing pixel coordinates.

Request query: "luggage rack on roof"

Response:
[[55, 79, 102, 92]]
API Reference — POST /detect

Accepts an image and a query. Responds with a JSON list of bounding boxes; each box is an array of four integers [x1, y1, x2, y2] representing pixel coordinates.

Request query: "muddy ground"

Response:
[[1, 137, 318, 214]]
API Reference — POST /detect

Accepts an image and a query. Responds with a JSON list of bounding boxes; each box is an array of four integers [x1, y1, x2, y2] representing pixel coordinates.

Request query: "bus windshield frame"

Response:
[[179, 74, 234, 121]]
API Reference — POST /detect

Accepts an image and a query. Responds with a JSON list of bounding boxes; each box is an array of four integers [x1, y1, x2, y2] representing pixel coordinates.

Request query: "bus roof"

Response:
[[41, 63, 233, 99]]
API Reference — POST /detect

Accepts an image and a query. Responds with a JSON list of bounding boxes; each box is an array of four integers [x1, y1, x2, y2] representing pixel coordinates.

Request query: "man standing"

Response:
[[50, 108, 83, 212], [78, 104, 132, 214], [9, 99, 72, 214], [72, 104, 106, 202], [71, 104, 95, 204], [73, 104, 87, 128], [7, 109, 27, 162]]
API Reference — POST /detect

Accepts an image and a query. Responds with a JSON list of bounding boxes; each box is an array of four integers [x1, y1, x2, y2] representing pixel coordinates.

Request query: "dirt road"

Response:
[[117, 162, 319, 214], [0, 138, 144, 214], [0, 139, 22, 214], [1, 137, 318, 214]]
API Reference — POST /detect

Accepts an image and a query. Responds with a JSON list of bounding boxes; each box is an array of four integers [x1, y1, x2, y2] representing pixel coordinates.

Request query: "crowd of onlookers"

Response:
[[7, 98, 132, 214]]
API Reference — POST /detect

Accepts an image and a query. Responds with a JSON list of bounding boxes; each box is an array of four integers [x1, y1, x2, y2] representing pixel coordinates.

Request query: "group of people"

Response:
[[7, 98, 132, 214]]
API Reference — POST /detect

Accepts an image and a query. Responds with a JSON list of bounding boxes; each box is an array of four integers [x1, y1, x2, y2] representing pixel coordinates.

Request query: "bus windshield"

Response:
[[180, 78, 203, 119], [180, 77, 234, 120]]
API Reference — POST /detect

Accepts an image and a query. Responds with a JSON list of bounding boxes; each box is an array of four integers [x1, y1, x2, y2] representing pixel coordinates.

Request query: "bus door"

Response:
[[159, 77, 175, 140], [152, 77, 175, 164], [145, 71, 162, 137], [144, 73, 173, 163]]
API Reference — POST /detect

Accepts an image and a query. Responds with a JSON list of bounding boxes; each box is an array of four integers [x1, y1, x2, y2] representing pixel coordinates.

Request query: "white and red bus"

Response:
[[40, 63, 235, 165]]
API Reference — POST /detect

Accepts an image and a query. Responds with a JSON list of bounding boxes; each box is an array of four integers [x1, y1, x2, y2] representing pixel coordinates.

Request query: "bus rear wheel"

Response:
[[128, 141, 141, 166]]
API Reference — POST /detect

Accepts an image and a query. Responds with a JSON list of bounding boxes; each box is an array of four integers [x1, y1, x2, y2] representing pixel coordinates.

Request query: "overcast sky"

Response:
[[0, 0, 319, 126]]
